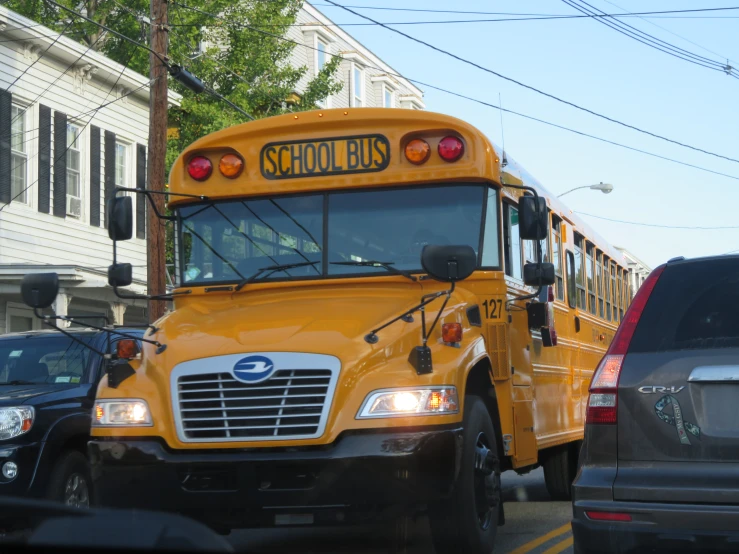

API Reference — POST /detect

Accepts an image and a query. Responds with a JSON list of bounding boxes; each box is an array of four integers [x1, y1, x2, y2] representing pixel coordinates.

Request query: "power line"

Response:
[[577, 211, 739, 229], [171, 0, 739, 183], [561, 0, 736, 77], [599, 0, 736, 65], [323, 0, 739, 164], [309, 4, 739, 17]]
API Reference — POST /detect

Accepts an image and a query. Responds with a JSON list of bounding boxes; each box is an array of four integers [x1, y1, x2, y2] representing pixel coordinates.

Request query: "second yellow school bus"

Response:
[[89, 108, 631, 553]]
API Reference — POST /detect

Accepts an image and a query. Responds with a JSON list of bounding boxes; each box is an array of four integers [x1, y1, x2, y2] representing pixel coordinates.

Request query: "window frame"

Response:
[[551, 216, 564, 302], [66, 122, 83, 218], [314, 36, 331, 109], [586, 241, 596, 315], [114, 140, 131, 188], [382, 84, 394, 108], [566, 250, 577, 309], [351, 63, 365, 107], [503, 202, 523, 281], [574, 234, 586, 310], [604, 256, 612, 321], [10, 104, 29, 205], [480, 186, 502, 271], [596, 251, 605, 318]]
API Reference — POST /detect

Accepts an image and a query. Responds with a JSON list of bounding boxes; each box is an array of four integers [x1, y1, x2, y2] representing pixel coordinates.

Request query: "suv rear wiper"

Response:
[[234, 261, 320, 291], [330, 261, 417, 281]]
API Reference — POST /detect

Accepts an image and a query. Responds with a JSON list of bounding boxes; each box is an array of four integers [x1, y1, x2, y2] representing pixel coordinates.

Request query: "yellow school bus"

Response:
[[87, 108, 631, 553]]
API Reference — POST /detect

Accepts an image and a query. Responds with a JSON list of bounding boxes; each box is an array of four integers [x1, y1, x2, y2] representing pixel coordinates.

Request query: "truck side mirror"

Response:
[[421, 245, 477, 283], [519, 195, 548, 240], [107, 196, 133, 241], [523, 262, 555, 287], [21, 273, 59, 309], [108, 263, 133, 287]]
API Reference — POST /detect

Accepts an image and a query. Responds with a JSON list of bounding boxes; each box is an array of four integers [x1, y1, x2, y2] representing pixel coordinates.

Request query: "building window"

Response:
[[596, 252, 605, 318], [504, 203, 522, 280], [352, 65, 364, 107], [66, 124, 82, 217], [586, 242, 596, 315], [383, 85, 393, 108], [551, 217, 564, 301], [10, 105, 27, 204], [115, 142, 128, 187], [574, 234, 586, 310], [604, 256, 612, 321], [316, 38, 327, 72]]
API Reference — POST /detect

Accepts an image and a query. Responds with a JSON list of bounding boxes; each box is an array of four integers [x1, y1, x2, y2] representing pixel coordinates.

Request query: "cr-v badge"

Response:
[[638, 385, 685, 394]]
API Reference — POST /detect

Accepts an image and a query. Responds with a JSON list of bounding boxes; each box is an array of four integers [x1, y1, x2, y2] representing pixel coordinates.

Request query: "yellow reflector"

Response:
[[405, 139, 430, 165], [219, 153, 244, 178]]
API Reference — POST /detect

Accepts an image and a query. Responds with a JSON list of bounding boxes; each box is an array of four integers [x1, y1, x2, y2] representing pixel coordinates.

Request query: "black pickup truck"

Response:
[[0, 328, 142, 506]]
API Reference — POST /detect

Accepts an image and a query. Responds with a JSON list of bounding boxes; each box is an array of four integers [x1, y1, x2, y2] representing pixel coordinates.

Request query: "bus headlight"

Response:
[[357, 387, 459, 419], [93, 400, 152, 426]]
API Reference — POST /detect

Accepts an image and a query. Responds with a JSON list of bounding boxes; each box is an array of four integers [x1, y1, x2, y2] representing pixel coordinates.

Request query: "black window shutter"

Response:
[[0, 90, 11, 204], [89, 125, 101, 226], [136, 143, 146, 239], [52, 111, 67, 218], [37, 105, 52, 213], [104, 130, 116, 227]]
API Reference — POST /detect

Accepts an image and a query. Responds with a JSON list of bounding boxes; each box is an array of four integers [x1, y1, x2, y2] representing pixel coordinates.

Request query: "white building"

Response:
[[288, 2, 425, 110], [0, 7, 181, 333], [615, 246, 651, 299]]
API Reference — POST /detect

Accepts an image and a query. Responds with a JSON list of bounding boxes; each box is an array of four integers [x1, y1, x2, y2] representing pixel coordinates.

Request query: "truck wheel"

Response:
[[543, 443, 579, 501], [429, 396, 501, 554], [46, 451, 92, 508]]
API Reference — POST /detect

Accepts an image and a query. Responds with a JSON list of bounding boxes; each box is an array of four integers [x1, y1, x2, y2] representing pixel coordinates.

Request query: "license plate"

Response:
[[260, 134, 390, 180]]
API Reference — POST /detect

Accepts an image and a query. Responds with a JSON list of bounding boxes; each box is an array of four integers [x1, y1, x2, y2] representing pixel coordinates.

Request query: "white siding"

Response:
[[0, 30, 151, 282]]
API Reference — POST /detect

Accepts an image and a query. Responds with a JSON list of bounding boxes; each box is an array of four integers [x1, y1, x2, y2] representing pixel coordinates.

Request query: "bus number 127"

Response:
[[482, 298, 503, 319]]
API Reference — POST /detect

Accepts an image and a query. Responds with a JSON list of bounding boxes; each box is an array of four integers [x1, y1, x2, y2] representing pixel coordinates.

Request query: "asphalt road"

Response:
[[228, 467, 574, 554]]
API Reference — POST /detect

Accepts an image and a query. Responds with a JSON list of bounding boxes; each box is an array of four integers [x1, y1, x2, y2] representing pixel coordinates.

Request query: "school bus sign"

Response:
[[260, 134, 391, 179]]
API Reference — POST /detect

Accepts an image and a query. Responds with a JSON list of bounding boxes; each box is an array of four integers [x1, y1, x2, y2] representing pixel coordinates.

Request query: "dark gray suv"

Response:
[[572, 255, 739, 553]]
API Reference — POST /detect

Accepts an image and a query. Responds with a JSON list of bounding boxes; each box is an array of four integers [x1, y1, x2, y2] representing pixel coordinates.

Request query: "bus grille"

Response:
[[175, 369, 333, 441]]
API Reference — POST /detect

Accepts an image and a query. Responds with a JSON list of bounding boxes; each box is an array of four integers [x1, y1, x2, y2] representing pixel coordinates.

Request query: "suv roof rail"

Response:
[[667, 256, 685, 263]]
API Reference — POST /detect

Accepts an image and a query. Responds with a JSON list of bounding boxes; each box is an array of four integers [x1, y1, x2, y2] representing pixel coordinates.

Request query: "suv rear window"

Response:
[[629, 257, 739, 353]]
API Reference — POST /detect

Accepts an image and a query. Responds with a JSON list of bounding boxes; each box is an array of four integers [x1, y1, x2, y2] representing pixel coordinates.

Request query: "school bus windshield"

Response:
[[178, 184, 497, 285]]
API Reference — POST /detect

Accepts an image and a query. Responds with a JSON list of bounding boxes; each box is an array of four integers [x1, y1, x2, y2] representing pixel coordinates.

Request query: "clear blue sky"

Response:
[[312, 0, 739, 268]]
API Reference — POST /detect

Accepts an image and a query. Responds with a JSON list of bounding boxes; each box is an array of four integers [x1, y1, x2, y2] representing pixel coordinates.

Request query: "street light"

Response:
[[557, 182, 614, 198]]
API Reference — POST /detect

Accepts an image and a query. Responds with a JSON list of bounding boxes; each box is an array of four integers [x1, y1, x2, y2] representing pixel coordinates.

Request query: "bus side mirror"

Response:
[[108, 263, 133, 287], [107, 196, 133, 241], [21, 273, 59, 309], [421, 245, 477, 283], [519, 196, 547, 240], [523, 262, 555, 287]]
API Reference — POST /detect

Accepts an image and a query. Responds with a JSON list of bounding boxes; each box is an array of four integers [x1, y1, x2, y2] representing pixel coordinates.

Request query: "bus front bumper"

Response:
[[88, 426, 462, 529]]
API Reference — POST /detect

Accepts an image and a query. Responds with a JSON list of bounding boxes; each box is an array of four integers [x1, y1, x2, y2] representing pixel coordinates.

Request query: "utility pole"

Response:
[[147, 0, 169, 322]]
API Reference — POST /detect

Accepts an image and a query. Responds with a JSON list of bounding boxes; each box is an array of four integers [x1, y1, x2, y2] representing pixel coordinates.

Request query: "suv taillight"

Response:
[[586, 264, 665, 425]]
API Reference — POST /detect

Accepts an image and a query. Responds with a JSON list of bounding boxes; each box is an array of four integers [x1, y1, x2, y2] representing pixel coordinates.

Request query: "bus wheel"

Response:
[[543, 442, 579, 501], [429, 396, 501, 554]]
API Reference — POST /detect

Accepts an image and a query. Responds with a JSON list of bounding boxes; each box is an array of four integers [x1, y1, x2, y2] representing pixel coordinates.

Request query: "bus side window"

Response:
[[503, 203, 522, 280], [586, 241, 596, 315], [551, 216, 564, 301], [574, 234, 586, 310], [610, 262, 618, 322], [566, 250, 576, 309], [604, 256, 612, 321], [596, 250, 605, 318]]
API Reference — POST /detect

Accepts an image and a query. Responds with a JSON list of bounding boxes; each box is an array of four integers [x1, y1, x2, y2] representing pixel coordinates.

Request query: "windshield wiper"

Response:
[[330, 261, 417, 281], [234, 261, 320, 291], [2, 380, 41, 386]]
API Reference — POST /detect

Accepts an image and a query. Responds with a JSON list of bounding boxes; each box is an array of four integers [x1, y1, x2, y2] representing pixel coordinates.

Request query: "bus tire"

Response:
[[543, 444, 577, 501], [429, 396, 501, 554]]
